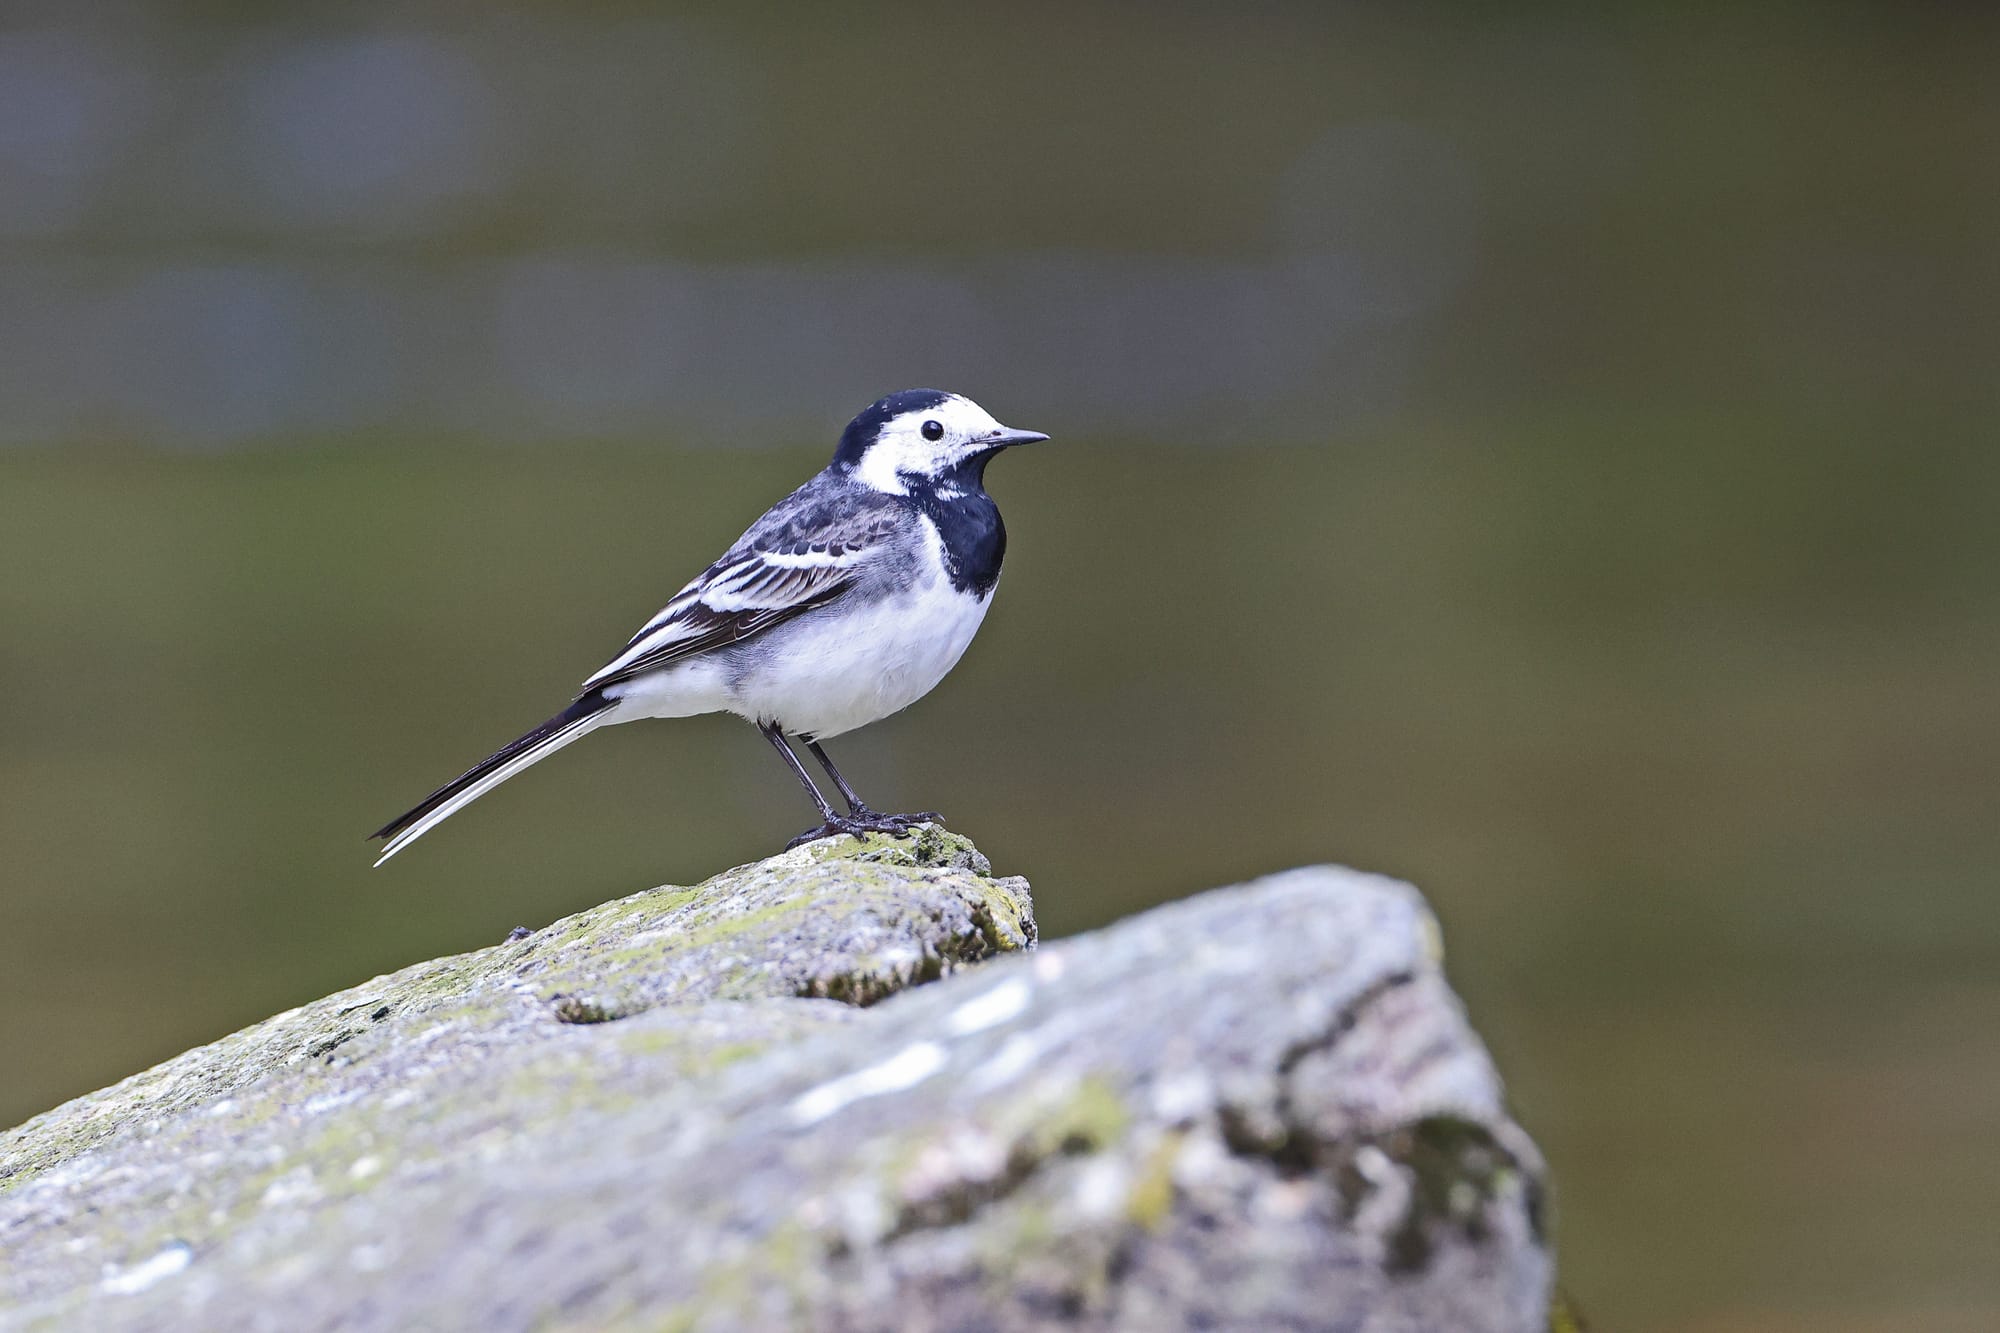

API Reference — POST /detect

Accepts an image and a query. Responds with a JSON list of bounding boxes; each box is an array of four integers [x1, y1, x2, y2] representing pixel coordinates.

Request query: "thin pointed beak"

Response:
[[989, 427, 1050, 447]]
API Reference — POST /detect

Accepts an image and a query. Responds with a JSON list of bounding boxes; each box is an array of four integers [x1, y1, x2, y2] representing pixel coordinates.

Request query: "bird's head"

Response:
[[832, 389, 1048, 495]]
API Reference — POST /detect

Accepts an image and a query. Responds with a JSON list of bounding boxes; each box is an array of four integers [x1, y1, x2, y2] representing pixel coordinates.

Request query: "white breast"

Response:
[[729, 560, 993, 739]]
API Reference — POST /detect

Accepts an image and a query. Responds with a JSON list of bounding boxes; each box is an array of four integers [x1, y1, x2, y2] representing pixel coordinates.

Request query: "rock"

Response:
[[0, 830, 1551, 1332]]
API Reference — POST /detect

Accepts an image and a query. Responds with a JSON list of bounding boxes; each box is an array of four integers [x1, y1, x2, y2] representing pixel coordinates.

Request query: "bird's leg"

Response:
[[763, 724, 918, 848], [805, 740, 944, 831], [802, 740, 871, 815], [762, 724, 844, 848]]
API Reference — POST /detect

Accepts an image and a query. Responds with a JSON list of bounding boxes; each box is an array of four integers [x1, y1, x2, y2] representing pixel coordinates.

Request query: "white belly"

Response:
[[605, 573, 994, 740], [730, 575, 994, 738]]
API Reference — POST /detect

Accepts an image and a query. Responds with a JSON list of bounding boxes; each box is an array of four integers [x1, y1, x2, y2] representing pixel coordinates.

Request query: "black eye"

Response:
[[921, 419, 944, 441]]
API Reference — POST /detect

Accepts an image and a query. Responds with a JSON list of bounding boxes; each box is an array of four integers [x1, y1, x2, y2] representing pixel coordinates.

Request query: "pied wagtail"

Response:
[[371, 389, 1048, 864]]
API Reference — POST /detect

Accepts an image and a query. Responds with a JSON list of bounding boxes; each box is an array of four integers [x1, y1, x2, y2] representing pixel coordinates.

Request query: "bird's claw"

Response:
[[850, 804, 945, 828], [784, 810, 948, 850]]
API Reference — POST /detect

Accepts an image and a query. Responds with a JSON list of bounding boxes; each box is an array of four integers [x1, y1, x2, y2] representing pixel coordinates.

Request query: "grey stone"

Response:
[[0, 829, 1550, 1332]]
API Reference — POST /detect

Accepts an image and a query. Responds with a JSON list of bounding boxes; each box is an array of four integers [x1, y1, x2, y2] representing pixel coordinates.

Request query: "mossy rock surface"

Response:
[[0, 833, 1549, 1332]]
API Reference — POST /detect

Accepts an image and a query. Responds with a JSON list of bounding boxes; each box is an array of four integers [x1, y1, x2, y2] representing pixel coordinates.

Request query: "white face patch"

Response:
[[852, 395, 1010, 494]]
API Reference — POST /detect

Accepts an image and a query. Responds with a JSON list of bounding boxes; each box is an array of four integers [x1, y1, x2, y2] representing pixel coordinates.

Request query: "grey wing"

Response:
[[581, 493, 903, 691]]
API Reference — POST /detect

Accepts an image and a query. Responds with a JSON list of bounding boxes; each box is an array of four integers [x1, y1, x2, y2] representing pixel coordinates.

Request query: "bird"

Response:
[[370, 389, 1049, 865]]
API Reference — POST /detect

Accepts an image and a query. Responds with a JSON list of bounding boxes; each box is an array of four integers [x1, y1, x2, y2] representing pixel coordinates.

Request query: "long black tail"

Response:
[[370, 692, 617, 864]]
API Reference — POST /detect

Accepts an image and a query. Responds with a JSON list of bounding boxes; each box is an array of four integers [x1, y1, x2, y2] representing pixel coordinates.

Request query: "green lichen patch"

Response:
[[526, 867, 1032, 1022], [1, 834, 1032, 1199], [1355, 1115, 1535, 1276], [549, 993, 624, 1025], [845, 824, 994, 875], [800, 964, 920, 1008], [1012, 1076, 1130, 1161], [881, 1077, 1132, 1242], [1125, 1131, 1181, 1231]]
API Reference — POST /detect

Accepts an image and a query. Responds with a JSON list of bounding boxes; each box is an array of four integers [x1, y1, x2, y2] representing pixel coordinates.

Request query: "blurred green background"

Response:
[[3, 4, 1997, 1330]]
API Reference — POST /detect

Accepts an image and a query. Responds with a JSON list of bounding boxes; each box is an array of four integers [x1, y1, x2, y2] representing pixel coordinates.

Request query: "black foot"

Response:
[[784, 810, 947, 851], [853, 804, 944, 828]]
